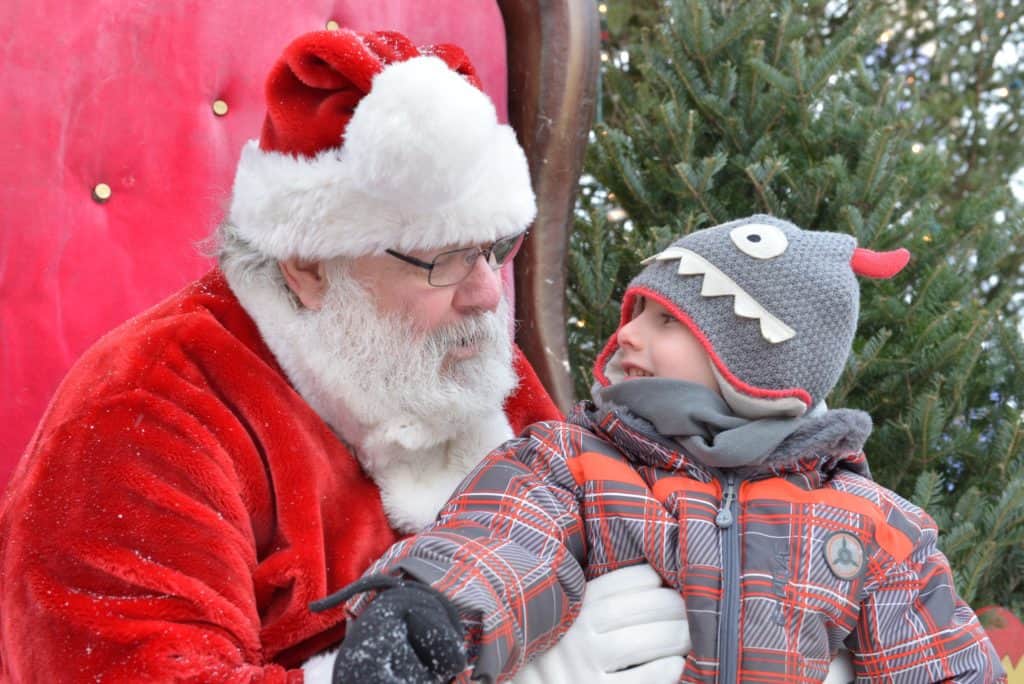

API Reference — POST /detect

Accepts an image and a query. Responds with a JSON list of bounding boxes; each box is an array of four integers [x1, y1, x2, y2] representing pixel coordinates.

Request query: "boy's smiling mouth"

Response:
[[623, 364, 653, 378]]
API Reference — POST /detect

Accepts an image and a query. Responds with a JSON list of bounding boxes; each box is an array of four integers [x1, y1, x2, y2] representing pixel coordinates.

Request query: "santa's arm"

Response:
[[0, 392, 301, 683]]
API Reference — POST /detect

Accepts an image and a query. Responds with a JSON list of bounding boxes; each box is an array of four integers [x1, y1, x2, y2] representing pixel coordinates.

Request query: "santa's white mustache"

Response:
[[425, 313, 503, 355]]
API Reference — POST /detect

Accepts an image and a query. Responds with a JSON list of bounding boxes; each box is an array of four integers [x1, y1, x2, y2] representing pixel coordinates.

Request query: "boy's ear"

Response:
[[279, 257, 328, 310]]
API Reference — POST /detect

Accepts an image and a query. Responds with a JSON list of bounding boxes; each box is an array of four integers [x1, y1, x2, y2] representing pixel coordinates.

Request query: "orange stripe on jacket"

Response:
[[567, 452, 647, 488], [744, 479, 914, 562], [651, 476, 719, 503], [567, 452, 914, 562]]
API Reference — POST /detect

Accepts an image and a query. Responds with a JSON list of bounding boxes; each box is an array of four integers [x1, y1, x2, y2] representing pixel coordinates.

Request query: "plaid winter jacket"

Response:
[[352, 402, 1004, 683]]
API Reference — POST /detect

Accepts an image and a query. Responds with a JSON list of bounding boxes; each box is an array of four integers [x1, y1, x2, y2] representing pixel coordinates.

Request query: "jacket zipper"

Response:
[[715, 472, 740, 683]]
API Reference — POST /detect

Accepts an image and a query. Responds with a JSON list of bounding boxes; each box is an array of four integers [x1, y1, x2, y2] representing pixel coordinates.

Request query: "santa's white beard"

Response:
[[300, 267, 517, 443], [227, 262, 518, 532]]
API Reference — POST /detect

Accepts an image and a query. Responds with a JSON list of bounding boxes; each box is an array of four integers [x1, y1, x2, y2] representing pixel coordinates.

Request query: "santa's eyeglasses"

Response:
[[385, 231, 527, 287]]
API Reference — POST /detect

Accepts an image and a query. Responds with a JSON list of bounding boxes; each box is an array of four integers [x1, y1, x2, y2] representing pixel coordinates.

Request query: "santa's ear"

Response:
[[279, 257, 329, 310]]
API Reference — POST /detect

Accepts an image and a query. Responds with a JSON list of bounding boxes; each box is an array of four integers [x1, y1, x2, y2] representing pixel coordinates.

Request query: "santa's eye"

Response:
[[730, 222, 788, 259]]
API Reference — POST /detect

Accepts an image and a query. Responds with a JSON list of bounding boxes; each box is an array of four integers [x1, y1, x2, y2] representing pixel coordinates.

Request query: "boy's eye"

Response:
[[660, 313, 676, 325]]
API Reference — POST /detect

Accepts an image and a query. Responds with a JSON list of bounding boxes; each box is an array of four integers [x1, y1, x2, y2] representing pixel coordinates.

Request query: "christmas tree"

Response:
[[570, 0, 1024, 612]]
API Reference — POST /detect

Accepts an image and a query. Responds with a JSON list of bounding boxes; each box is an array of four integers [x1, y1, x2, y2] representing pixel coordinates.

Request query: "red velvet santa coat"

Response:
[[0, 270, 560, 683]]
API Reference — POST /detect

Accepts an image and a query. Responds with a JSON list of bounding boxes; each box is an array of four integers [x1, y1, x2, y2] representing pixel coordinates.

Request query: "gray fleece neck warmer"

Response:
[[592, 377, 872, 472], [593, 215, 910, 419]]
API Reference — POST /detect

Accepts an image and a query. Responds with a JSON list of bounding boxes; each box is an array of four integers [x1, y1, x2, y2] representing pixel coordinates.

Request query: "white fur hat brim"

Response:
[[228, 56, 536, 260]]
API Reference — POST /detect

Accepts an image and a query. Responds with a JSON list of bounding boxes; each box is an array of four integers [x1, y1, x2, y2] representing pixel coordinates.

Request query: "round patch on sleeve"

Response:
[[823, 531, 865, 580]]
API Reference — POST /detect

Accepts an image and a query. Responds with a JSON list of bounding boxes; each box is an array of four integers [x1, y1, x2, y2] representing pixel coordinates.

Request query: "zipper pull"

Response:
[[716, 474, 737, 528]]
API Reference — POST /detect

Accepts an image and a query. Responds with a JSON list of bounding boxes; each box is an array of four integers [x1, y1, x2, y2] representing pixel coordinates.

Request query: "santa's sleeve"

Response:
[[344, 423, 588, 681], [0, 390, 302, 683]]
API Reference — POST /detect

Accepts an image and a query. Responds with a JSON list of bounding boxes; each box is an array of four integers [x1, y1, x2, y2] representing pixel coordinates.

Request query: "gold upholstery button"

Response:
[[212, 99, 229, 116], [92, 183, 112, 203], [325, 19, 340, 31]]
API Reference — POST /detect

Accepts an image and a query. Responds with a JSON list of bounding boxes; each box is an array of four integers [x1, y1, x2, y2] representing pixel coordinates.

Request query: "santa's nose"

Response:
[[451, 256, 502, 314]]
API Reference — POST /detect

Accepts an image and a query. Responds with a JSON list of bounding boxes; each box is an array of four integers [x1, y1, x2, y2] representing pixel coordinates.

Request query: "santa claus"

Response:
[[0, 28, 690, 682]]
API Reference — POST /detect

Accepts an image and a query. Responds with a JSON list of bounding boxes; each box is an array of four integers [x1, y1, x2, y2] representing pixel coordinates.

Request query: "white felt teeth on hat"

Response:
[[643, 246, 796, 344], [698, 268, 737, 297], [758, 316, 796, 344]]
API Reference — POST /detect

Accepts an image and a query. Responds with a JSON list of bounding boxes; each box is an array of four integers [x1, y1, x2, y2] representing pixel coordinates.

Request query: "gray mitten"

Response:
[[310, 575, 466, 684]]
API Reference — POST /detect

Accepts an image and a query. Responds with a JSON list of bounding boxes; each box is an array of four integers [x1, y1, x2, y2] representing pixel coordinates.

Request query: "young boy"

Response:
[[315, 216, 1005, 683]]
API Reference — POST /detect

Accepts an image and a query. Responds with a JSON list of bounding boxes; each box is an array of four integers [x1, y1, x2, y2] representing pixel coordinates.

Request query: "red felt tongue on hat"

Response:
[[850, 247, 911, 279]]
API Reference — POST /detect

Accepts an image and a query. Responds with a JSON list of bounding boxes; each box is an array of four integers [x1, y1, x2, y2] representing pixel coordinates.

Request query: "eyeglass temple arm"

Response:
[[384, 249, 434, 271]]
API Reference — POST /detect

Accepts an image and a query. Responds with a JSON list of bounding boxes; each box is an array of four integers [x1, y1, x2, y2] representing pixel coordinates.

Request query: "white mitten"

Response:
[[512, 564, 689, 684], [823, 649, 854, 684]]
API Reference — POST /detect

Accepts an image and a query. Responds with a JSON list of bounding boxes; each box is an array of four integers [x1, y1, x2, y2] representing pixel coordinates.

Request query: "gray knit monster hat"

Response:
[[594, 215, 910, 418]]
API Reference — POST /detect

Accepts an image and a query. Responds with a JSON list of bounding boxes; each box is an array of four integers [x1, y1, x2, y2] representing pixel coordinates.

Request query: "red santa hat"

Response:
[[229, 29, 536, 260]]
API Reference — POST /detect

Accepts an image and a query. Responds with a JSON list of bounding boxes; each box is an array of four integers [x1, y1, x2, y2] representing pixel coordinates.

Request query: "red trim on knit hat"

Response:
[[593, 286, 813, 408]]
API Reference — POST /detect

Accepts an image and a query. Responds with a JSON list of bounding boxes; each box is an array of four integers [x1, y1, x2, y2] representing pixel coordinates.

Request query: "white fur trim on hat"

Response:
[[228, 56, 536, 260]]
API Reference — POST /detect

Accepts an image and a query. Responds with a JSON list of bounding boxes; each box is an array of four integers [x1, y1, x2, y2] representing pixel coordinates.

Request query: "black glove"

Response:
[[310, 574, 467, 684]]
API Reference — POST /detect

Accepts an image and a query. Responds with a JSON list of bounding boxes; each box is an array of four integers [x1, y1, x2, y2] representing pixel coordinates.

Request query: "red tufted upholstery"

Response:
[[0, 1, 512, 487]]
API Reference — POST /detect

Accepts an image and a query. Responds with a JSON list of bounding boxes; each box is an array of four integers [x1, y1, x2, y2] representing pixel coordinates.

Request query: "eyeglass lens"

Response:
[[428, 233, 526, 286]]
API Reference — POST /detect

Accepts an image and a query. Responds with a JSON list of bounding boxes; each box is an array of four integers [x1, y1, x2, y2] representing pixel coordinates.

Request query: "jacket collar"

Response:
[[573, 381, 872, 483]]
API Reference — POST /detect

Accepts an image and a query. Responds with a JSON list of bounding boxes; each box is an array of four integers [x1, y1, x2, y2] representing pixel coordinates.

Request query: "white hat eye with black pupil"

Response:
[[730, 223, 788, 259]]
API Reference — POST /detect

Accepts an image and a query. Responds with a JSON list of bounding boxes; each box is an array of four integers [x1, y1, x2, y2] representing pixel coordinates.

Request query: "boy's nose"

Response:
[[617, 318, 643, 350]]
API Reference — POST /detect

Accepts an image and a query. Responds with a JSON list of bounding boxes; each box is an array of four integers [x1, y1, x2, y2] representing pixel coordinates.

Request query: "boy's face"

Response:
[[616, 296, 719, 392]]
